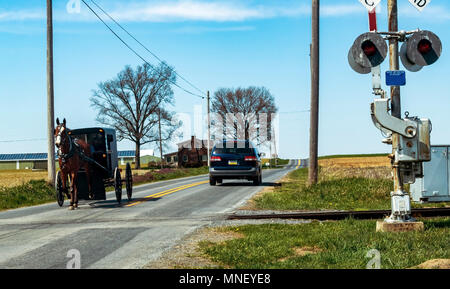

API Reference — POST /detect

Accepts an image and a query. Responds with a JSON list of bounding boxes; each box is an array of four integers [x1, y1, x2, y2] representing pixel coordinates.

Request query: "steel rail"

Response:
[[227, 207, 450, 221]]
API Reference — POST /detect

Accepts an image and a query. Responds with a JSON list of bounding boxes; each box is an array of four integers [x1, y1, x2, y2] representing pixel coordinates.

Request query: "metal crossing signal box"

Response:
[[411, 145, 450, 203]]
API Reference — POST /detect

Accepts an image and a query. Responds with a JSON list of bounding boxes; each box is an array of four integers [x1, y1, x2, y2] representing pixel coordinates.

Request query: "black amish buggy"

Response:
[[55, 127, 133, 206]]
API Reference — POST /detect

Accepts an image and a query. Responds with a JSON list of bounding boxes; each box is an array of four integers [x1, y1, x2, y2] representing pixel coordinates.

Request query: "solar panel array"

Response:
[[117, 151, 136, 158], [0, 151, 136, 161], [0, 153, 50, 161]]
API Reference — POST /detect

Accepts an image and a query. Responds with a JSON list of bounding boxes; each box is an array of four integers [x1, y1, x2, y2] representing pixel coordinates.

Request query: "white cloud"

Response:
[[106, 1, 308, 22], [0, 1, 358, 23], [1, 1, 449, 23], [0, 10, 44, 22]]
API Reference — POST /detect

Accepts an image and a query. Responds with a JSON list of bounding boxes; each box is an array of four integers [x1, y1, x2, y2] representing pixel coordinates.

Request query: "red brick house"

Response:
[[164, 136, 212, 168]]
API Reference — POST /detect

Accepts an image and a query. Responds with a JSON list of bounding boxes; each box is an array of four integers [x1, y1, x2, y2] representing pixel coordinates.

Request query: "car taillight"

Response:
[[244, 156, 257, 161], [211, 156, 221, 162]]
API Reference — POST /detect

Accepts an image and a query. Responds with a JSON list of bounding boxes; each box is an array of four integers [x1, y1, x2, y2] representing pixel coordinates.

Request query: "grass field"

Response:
[[0, 170, 48, 188], [251, 154, 449, 211], [196, 154, 450, 269], [0, 180, 54, 211], [200, 218, 450, 269]]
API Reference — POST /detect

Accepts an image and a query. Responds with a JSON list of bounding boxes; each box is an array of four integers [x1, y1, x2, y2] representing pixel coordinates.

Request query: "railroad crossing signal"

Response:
[[359, 0, 382, 12], [408, 0, 431, 12], [400, 30, 442, 72], [358, 0, 432, 13], [348, 32, 387, 74]]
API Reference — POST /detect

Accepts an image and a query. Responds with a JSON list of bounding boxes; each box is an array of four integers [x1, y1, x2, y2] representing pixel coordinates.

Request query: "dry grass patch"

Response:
[[0, 170, 47, 188], [279, 246, 322, 262], [319, 156, 390, 169], [411, 259, 450, 269], [319, 166, 391, 182]]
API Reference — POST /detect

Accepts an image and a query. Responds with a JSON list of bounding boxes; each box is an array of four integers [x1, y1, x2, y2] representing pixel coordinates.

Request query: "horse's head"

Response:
[[54, 118, 68, 149]]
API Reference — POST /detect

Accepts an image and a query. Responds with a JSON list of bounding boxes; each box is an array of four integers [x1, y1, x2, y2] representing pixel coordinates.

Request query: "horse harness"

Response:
[[56, 128, 108, 172]]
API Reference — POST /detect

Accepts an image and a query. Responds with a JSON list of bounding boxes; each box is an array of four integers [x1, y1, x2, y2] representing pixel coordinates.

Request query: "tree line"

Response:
[[90, 63, 277, 169]]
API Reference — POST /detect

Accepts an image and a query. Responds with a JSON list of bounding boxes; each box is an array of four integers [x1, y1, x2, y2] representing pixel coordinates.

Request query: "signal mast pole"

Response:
[[47, 0, 56, 185], [387, 0, 404, 197]]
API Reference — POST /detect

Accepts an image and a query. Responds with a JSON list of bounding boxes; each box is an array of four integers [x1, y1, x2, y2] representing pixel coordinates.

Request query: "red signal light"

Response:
[[418, 39, 432, 54], [244, 156, 257, 161], [361, 40, 377, 57], [211, 156, 221, 162]]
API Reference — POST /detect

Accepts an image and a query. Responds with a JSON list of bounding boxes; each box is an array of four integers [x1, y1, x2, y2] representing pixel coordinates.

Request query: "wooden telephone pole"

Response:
[[47, 0, 55, 185], [309, 0, 320, 185], [158, 109, 163, 169], [207, 91, 211, 167]]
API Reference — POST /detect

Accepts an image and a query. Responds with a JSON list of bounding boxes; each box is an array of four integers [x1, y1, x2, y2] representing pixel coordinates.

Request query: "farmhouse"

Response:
[[164, 136, 212, 168]]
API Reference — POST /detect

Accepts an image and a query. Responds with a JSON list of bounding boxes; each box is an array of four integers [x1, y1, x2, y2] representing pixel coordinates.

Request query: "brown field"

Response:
[[0, 170, 48, 188], [318, 156, 390, 168], [318, 156, 391, 181]]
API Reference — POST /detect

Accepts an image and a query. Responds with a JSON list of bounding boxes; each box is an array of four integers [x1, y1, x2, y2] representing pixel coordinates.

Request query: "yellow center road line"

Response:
[[125, 180, 209, 207]]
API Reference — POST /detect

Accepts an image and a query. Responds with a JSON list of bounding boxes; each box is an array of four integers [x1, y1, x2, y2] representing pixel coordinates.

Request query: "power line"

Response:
[[279, 110, 310, 114], [80, 0, 205, 99], [0, 138, 47, 143], [88, 0, 207, 98]]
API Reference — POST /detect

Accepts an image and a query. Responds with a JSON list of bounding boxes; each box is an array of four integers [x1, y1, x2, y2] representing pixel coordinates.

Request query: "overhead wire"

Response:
[[80, 0, 205, 99], [0, 138, 47, 143], [88, 0, 207, 98]]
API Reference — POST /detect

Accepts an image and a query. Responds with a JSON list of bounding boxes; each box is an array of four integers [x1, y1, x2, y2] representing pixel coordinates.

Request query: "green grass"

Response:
[[255, 168, 393, 211], [254, 168, 450, 211], [200, 218, 450, 269], [0, 180, 55, 211], [318, 153, 389, 160]]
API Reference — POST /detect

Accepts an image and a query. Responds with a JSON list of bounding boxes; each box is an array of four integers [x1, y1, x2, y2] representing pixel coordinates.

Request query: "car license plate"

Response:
[[228, 160, 238, 165]]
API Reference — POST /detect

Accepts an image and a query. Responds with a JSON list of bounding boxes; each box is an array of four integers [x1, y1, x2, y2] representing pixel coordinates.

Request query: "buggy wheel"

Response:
[[55, 171, 64, 207], [125, 163, 133, 201], [114, 167, 122, 204]]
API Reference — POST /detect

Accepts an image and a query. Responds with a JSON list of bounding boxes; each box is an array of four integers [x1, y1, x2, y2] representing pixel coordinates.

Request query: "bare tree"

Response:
[[211, 87, 277, 145], [90, 63, 181, 169]]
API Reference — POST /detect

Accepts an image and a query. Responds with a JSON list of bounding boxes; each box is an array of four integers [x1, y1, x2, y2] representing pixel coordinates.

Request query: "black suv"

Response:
[[209, 140, 262, 186]]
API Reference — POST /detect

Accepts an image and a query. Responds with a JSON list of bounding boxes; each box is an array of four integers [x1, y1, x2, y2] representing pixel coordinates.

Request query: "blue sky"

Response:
[[0, 0, 449, 159]]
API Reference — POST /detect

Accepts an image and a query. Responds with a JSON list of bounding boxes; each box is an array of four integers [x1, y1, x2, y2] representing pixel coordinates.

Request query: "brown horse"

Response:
[[54, 118, 92, 210]]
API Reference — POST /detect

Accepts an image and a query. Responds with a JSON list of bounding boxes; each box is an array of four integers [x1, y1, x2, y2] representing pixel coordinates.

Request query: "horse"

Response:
[[54, 118, 92, 210]]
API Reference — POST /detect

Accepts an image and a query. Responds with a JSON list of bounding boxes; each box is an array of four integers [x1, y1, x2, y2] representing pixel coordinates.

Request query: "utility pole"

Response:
[[207, 91, 211, 167], [158, 109, 163, 169], [47, 0, 55, 185], [309, 0, 319, 185]]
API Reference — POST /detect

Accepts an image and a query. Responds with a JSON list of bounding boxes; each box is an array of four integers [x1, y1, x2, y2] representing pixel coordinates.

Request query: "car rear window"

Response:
[[213, 147, 254, 155]]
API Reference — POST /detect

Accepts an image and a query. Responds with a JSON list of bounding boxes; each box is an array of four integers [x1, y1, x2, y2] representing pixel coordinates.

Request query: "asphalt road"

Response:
[[0, 159, 306, 269]]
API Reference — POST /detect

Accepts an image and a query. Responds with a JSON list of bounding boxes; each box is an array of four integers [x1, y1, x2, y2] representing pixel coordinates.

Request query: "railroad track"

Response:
[[228, 207, 450, 221]]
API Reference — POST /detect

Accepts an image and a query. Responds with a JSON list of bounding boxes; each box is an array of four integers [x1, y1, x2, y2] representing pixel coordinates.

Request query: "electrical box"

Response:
[[396, 117, 431, 162], [411, 145, 450, 203]]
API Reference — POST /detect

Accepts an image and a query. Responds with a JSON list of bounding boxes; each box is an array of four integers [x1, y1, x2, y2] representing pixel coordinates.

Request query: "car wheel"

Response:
[[209, 177, 216, 186], [253, 175, 260, 186], [217, 179, 223, 185]]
